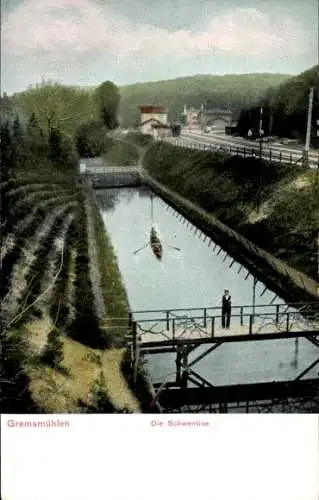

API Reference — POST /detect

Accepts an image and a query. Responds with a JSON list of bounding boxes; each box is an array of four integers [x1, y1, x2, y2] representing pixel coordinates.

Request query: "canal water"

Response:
[[98, 187, 318, 387]]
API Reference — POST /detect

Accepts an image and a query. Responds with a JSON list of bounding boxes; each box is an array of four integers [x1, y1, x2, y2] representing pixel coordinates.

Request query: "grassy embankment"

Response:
[[103, 132, 153, 166], [143, 142, 319, 281], [2, 150, 139, 413]]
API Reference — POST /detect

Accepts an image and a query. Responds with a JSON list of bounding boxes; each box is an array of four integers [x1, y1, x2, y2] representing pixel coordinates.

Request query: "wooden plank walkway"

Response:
[[138, 321, 319, 346]]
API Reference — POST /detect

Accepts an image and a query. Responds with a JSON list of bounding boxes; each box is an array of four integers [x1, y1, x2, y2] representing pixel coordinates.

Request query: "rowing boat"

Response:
[[150, 227, 163, 260]]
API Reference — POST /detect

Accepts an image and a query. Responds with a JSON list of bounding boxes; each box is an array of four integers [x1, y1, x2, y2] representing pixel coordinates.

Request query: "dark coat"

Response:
[[222, 295, 231, 312]]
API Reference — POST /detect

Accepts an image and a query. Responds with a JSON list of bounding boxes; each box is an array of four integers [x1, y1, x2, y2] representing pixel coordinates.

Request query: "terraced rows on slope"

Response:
[[1, 174, 137, 413]]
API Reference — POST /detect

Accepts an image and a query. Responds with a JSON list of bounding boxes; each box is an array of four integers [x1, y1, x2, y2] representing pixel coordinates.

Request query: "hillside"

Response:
[[1, 116, 138, 413], [118, 73, 291, 126], [237, 65, 319, 144], [2, 73, 292, 137], [143, 141, 319, 281]]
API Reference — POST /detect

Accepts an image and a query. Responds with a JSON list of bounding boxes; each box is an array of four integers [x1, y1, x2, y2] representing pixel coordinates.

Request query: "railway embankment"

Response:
[[142, 141, 319, 303]]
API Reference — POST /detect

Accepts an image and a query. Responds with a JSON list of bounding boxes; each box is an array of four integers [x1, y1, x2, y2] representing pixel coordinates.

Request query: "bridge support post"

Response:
[[275, 305, 280, 323], [181, 347, 189, 389], [187, 343, 222, 370], [166, 311, 170, 331], [132, 322, 139, 386], [292, 337, 299, 369], [252, 277, 257, 324], [219, 402, 228, 413], [128, 312, 133, 329], [175, 346, 183, 385]]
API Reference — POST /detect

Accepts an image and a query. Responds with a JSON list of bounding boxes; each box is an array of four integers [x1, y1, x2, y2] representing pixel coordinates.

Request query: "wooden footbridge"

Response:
[[129, 302, 319, 348], [125, 301, 319, 412]]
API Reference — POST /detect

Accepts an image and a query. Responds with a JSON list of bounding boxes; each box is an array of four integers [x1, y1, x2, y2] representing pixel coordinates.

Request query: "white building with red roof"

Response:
[[139, 105, 171, 138]]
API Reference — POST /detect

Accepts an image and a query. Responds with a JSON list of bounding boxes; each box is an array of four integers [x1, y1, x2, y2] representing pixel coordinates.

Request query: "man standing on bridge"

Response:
[[222, 290, 231, 328]]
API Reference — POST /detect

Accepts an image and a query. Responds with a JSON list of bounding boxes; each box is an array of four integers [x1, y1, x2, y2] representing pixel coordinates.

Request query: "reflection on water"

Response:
[[98, 187, 318, 386]]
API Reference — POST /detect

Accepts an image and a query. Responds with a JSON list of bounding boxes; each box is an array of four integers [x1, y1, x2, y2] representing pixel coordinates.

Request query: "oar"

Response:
[[168, 245, 182, 252], [151, 194, 154, 223], [133, 243, 149, 254]]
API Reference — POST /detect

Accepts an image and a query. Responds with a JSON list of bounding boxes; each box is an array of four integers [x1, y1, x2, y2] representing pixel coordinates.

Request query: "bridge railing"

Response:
[[131, 302, 319, 326], [84, 166, 140, 174], [134, 308, 319, 342], [174, 140, 319, 167]]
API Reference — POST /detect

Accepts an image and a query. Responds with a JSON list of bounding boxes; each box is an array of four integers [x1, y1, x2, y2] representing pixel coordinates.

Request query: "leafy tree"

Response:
[[48, 126, 63, 162], [11, 81, 93, 139], [0, 92, 14, 123], [0, 121, 14, 231], [26, 113, 47, 155], [0, 120, 13, 181], [60, 136, 79, 171], [94, 80, 120, 130], [10, 115, 27, 168], [237, 65, 319, 146], [47, 125, 78, 171], [12, 115, 24, 143]]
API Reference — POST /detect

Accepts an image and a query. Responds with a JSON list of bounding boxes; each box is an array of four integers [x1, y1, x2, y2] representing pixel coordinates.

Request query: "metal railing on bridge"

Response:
[[129, 302, 319, 346], [81, 165, 140, 175], [174, 139, 319, 167], [81, 164, 142, 188]]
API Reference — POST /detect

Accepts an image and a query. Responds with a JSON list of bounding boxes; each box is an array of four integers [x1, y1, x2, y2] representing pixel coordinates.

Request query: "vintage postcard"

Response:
[[1, 0, 318, 498]]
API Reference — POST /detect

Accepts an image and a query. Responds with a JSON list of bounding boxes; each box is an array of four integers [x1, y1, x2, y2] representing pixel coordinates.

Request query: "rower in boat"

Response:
[[150, 227, 163, 260], [133, 196, 181, 259]]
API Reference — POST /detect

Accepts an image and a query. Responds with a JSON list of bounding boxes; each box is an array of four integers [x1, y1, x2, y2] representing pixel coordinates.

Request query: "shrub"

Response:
[[41, 327, 64, 367], [1, 328, 39, 412], [75, 121, 108, 158], [103, 138, 139, 166], [83, 371, 132, 413]]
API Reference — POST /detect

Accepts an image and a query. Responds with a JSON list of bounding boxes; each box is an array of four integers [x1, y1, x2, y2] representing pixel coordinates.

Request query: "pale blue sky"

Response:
[[1, 0, 318, 94]]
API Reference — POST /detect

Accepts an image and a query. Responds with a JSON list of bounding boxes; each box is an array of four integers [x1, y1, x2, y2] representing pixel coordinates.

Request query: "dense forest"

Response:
[[118, 73, 291, 126], [237, 65, 319, 145]]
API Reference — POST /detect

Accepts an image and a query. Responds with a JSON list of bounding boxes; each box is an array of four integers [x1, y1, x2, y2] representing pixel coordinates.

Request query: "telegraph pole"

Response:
[[269, 109, 273, 137], [303, 87, 314, 169], [259, 106, 264, 158], [252, 277, 257, 323]]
